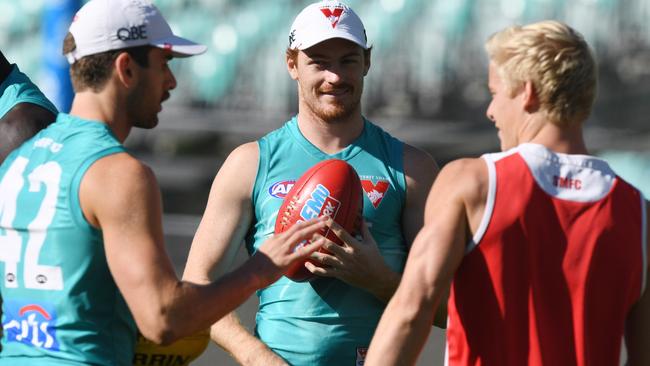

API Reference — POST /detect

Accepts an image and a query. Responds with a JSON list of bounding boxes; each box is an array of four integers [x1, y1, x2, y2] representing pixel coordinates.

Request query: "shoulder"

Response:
[[220, 141, 259, 180], [0, 103, 56, 133], [85, 152, 158, 200], [435, 158, 488, 205], [207, 141, 259, 198], [439, 158, 487, 184], [80, 152, 159, 227], [3, 102, 56, 124], [403, 143, 438, 172], [402, 143, 439, 191], [226, 141, 259, 163]]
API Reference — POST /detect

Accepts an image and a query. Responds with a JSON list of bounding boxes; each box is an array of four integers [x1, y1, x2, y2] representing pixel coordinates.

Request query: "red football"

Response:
[[275, 159, 363, 282]]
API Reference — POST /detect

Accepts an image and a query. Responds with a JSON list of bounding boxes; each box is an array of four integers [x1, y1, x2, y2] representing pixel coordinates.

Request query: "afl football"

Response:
[[274, 159, 363, 282]]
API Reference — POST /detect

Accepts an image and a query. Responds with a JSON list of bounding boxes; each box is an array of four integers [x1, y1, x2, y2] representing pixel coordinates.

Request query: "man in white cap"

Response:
[[183, 1, 438, 365], [0, 0, 327, 365]]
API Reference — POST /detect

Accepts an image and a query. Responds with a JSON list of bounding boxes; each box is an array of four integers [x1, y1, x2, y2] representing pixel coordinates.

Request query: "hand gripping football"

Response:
[[274, 159, 363, 282]]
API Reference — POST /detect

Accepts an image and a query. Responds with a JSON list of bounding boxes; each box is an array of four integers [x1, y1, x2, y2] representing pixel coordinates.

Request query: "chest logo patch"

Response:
[[269, 180, 296, 199], [361, 179, 390, 209]]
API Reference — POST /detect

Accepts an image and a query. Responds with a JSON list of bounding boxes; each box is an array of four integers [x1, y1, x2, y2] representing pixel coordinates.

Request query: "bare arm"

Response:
[[624, 200, 650, 365], [306, 144, 438, 303], [81, 151, 326, 345], [0, 103, 56, 164], [182, 143, 287, 365], [210, 313, 287, 366], [366, 159, 486, 366]]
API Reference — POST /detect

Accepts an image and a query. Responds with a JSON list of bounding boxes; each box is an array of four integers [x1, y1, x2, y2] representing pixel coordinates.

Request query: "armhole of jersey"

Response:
[[69, 146, 126, 231], [393, 140, 407, 204], [251, 138, 268, 212], [640, 192, 647, 296], [466, 155, 497, 254], [12, 97, 58, 115]]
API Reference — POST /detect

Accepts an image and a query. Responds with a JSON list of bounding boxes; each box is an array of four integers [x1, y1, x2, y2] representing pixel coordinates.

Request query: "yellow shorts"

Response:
[[132, 329, 210, 366]]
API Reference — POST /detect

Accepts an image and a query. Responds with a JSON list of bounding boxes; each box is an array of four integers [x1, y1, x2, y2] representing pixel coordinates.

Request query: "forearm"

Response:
[[366, 289, 435, 366], [366, 267, 401, 303], [212, 313, 287, 366], [153, 260, 262, 345]]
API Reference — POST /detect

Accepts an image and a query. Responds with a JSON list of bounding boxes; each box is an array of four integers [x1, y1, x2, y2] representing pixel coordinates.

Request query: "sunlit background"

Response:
[[1, 0, 649, 364]]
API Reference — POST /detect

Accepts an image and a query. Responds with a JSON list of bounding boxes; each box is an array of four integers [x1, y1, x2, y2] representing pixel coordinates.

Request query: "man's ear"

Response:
[[287, 54, 299, 81], [363, 50, 371, 76], [114, 52, 137, 88], [522, 80, 540, 113]]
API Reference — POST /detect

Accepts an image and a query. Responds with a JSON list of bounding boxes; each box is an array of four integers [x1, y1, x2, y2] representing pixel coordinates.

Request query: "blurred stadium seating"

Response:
[[2, 0, 649, 126]]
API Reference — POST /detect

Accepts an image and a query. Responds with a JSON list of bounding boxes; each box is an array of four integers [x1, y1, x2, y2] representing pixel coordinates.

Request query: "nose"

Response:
[[323, 66, 343, 84], [486, 102, 495, 122], [166, 68, 177, 90]]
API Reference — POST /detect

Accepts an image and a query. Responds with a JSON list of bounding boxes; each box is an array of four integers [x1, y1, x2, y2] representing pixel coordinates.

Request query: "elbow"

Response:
[[135, 312, 181, 346], [138, 324, 179, 346]]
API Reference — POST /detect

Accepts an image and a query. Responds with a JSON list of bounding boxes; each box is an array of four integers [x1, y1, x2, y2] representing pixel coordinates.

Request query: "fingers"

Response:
[[289, 236, 325, 260], [326, 219, 358, 247], [284, 217, 328, 247], [319, 236, 349, 256], [304, 261, 336, 277], [310, 250, 344, 267]]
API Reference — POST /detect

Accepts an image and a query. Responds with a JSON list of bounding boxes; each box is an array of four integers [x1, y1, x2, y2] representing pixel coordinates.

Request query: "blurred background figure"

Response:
[[0, 0, 647, 364]]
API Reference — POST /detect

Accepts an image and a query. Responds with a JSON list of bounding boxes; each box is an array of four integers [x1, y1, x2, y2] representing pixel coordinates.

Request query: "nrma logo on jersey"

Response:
[[269, 180, 296, 199], [300, 184, 340, 220], [2, 301, 60, 351]]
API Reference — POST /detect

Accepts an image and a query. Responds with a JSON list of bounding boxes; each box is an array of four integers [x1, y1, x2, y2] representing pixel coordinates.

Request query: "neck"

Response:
[[524, 117, 588, 155], [0, 52, 12, 82], [296, 113, 364, 155], [296, 106, 364, 155], [69, 88, 132, 143]]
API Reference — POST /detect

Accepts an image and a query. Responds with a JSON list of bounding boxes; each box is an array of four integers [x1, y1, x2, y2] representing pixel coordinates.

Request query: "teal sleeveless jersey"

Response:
[[0, 64, 58, 118], [249, 116, 407, 365], [0, 114, 135, 365]]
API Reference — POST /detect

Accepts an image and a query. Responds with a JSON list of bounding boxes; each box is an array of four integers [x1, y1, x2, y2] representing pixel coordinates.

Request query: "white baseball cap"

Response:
[[65, 0, 207, 64], [289, 0, 368, 50]]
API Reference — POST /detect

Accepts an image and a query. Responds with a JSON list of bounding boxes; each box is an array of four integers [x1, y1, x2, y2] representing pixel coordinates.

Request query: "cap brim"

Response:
[[297, 32, 368, 51], [152, 35, 207, 57]]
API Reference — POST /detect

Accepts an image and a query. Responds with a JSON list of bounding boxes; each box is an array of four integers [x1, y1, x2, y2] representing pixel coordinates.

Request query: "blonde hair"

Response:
[[485, 20, 597, 126]]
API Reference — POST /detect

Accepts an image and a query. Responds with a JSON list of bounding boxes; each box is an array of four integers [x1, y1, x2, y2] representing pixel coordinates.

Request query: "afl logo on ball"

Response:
[[269, 180, 295, 199]]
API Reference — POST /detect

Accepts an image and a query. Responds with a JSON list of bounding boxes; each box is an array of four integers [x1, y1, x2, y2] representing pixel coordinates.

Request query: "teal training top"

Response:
[[249, 116, 408, 366], [0, 64, 58, 118], [0, 114, 135, 365]]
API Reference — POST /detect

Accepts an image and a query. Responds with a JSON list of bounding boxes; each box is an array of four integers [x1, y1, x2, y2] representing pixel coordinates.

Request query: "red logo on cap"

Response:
[[320, 7, 344, 28]]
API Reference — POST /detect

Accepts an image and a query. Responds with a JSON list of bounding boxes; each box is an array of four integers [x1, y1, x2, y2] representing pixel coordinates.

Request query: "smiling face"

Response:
[[486, 62, 527, 151], [288, 38, 369, 123], [127, 48, 177, 129]]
